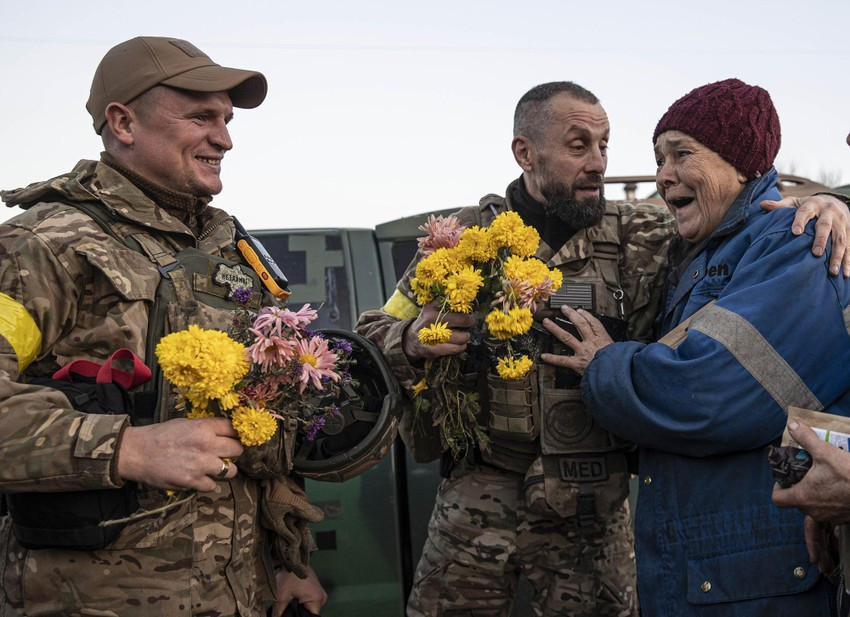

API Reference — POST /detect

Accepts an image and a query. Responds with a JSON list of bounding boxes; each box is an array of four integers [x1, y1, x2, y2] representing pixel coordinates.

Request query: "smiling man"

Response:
[[0, 37, 325, 617]]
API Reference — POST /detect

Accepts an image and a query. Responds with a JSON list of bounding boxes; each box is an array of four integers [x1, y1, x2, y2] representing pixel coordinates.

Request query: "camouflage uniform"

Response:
[[0, 159, 300, 617], [355, 179, 673, 617]]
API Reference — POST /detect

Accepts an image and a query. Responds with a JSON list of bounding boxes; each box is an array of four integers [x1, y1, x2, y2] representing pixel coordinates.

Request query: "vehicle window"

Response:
[[391, 239, 418, 281], [255, 232, 353, 330]]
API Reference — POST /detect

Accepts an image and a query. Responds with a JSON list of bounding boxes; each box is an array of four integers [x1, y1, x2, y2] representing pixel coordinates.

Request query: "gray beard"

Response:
[[541, 186, 606, 229]]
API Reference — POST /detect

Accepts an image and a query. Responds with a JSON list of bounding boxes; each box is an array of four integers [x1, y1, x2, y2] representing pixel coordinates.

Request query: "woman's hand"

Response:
[[540, 306, 614, 375]]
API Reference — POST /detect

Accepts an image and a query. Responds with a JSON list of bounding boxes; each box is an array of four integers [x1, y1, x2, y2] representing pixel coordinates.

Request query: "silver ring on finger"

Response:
[[217, 459, 231, 478]]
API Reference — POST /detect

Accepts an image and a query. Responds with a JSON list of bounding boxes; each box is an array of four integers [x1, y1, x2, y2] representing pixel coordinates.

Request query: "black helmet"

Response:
[[293, 329, 401, 482]]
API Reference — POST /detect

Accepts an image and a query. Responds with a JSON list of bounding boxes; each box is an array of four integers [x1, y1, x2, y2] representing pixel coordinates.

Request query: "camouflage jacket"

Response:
[[0, 160, 291, 617], [354, 179, 674, 462]]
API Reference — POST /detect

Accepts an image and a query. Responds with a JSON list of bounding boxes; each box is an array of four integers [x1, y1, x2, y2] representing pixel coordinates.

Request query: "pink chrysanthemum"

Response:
[[238, 376, 283, 405], [295, 336, 340, 393], [246, 329, 295, 372], [417, 214, 465, 255], [252, 304, 318, 336]]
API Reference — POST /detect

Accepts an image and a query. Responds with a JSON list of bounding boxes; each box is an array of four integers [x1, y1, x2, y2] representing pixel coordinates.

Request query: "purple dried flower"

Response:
[[333, 339, 353, 354], [233, 287, 253, 304], [305, 416, 327, 441]]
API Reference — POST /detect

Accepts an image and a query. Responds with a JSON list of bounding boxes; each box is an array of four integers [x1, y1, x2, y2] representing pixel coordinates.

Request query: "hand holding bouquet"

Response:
[[156, 295, 354, 449], [409, 211, 562, 460]]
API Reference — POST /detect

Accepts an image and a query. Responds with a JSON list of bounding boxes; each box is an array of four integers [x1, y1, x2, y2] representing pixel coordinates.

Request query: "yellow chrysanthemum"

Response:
[[510, 225, 540, 258], [415, 251, 449, 287], [503, 256, 551, 287], [485, 306, 534, 340], [444, 266, 484, 313], [218, 391, 241, 411], [496, 355, 533, 380], [547, 267, 563, 291], [456, 226, 496, 263], [412, 378, 429, 396], [431, 246, 467, 275], [157, 325, 249, 399], [231, 405, 278, 447], [410, 277, 435, 306], [488, 212, 540, 257], [419, 322, 452, 346], [185, 387, 211, 416], [186, 405, 215, 419]]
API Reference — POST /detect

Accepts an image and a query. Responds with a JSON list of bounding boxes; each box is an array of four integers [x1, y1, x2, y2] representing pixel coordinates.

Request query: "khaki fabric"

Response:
[[0, 160, 298, 617]]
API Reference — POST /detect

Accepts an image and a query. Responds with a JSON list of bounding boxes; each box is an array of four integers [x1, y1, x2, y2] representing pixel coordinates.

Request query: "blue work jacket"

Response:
[[582, 168, 850, 615]]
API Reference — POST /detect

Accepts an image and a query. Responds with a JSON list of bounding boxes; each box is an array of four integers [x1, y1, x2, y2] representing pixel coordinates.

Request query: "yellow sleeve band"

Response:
[[0, 292, 42, 373], [382, 289, 421, 320]]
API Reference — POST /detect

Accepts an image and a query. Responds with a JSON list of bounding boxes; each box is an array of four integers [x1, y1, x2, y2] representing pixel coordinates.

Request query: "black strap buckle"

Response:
[[576, 485, 596, 526]]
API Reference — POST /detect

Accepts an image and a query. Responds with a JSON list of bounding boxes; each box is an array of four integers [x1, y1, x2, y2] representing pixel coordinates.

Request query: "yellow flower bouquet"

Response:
[[156, 296, 354, 448], [410, 212, 562, 460]]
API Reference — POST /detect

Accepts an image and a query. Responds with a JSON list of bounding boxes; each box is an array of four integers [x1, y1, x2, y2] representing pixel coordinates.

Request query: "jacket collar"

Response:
[[707, 167, 781, 241], [2, 160, 233, 245]]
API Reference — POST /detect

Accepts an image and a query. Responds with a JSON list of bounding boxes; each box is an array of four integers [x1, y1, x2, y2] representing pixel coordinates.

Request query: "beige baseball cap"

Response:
[[87, 36, 267, 134]]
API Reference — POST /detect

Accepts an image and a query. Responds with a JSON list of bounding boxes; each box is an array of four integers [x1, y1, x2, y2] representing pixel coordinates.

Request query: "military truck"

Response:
[[255, 173, 831, 617]]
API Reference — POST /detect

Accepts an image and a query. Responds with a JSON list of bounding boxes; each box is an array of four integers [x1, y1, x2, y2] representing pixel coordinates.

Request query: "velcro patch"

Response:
[[559, 456, 608, 482], [170, 39, 208, 58], [550, 282, 594, 309]]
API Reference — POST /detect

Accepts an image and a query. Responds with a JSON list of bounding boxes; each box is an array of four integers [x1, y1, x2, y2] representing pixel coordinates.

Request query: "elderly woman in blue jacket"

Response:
[[543, 78, 850, 616]]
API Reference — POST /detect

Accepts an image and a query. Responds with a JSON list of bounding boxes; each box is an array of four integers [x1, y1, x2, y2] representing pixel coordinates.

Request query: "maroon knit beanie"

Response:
[[652, 78, 781, 179]]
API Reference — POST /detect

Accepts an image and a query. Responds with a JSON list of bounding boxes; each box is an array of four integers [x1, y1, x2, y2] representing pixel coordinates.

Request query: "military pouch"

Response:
[[523, 452, 629, 523], [7, 349, 149, 551], [486, 370, 540, 442], [523, 383, 629, 522]]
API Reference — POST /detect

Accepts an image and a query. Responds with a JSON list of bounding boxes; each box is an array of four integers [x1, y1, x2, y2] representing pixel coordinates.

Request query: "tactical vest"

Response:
[[474, 197, 632, 524], [67, 201, 270, 421], [38, 201, 280, 607]]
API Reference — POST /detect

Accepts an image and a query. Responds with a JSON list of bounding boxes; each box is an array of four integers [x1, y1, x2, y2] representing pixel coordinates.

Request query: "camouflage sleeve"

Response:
[[353, 204, 484, 390], [354, 309, 421, 391], [354, 204, 485, 462], [0, 215, 129, 492], [616, 201, 675, 342]]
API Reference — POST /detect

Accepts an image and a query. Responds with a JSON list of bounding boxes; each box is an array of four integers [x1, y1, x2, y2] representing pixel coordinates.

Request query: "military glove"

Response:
[[261, 476, 325, 578]]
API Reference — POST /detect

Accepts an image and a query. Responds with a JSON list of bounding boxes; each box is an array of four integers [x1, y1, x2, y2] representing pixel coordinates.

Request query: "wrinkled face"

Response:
[[530, 95, 609, 229], [128, 88, 234, 197], [655, 130, 746, 243]]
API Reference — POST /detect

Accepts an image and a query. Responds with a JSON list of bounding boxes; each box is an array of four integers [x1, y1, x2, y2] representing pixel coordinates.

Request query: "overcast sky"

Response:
[[1, 0, 848, 230]]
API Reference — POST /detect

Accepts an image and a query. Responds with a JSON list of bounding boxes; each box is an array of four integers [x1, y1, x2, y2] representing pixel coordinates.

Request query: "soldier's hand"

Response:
[[402, 300, 475, 361], [540, 306, 613, 375], [760, 194, 850, 277], [273, 566, 327, 616], [117, 417, 243, 492], [771, 420, 850, 524]]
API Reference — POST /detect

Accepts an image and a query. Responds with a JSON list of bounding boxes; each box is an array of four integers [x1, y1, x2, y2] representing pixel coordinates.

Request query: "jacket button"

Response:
[[693, 270, 699, 279], [701, 581, 711, 593], [793, 566, 806, 579], [643, 476, 652, 485]]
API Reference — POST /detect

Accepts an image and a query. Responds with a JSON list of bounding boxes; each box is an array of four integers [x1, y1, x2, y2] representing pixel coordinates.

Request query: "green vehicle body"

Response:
[[251, 173, 833, 616], [253, 212, 450, 617]]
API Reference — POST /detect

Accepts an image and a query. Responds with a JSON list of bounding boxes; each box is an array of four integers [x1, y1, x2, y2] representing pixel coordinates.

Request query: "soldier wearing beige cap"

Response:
[[0, 36, 326, 616]]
